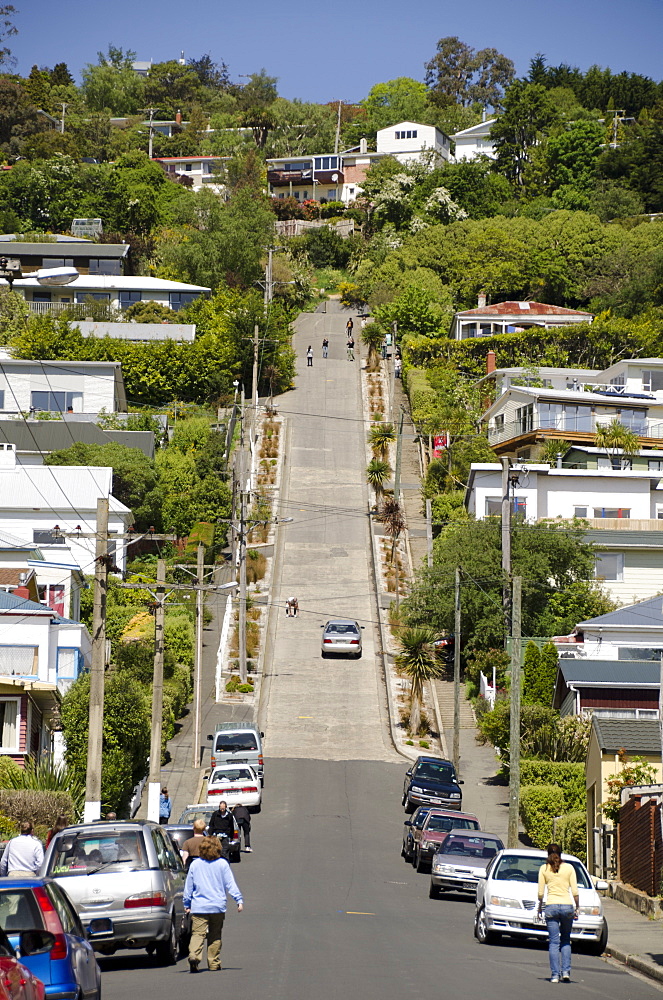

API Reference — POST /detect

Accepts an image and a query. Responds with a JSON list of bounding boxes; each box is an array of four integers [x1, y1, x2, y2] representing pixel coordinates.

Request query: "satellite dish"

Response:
[[35, 266, 79, 286], [331, 173, 339, 182]]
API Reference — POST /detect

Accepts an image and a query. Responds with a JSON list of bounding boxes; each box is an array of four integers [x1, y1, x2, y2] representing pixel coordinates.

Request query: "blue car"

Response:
[[0, 879, 100, 1000]]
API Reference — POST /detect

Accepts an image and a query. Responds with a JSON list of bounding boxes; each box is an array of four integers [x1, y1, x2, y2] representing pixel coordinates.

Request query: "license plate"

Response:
[[429, 797, 442, 804], [463, 881, 476, 891]]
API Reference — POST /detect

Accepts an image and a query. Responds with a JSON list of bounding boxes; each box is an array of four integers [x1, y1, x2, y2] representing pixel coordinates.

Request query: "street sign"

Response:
[[0, 257, 21, 279]]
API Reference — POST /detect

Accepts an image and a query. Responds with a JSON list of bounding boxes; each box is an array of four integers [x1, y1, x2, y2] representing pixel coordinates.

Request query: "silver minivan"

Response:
[[207, 722, 264, 784], [41, 821, 187, 962]]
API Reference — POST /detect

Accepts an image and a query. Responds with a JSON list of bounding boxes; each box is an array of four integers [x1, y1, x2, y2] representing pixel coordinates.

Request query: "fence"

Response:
[[275, 218, 355, 238], [479, 670, 495, 708], [618, 791, 663, 895]]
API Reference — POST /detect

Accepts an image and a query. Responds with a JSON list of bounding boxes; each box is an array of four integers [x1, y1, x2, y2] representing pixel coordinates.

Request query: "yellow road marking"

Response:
[[346, 911, 375, 916], [298, 716, 313, 718]]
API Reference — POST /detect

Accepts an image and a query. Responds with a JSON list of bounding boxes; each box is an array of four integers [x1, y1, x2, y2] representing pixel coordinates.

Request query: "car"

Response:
[[320, 619, 363, 658], [401, 806, 433, 863], [474, 848, 609, 955], [165, 806, 241, 864], [206, 723, 265, 784], [0, 878, 101, 1000], [0, 922, 54, 1000], [410, 810, 481, 872], [429, 832, 504, 899], [402, 756, 464, 814], [205, 764, 262, 811], [42, 821, 187, 962]]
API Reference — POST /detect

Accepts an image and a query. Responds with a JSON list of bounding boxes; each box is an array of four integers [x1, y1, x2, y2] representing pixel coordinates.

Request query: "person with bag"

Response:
[[322, 338, 329, 358], [183, 837, 243, 972], [537, 842, 579, 983]]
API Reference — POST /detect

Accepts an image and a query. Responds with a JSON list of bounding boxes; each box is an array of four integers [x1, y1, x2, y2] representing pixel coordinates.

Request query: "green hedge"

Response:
[[0, 790, 75, 829], [404, 367, 437, 426], [520, 784, 565, 848], [520, 760, 586, 812], [556, 811, 587, 864]]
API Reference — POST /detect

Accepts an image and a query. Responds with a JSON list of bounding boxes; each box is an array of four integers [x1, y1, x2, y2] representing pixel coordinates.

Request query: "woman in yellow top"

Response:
[[537, 842, 580, 983]]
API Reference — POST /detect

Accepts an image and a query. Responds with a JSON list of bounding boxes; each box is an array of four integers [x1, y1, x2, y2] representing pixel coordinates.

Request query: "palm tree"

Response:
[[379, 495, 405, 562], [396, 627, 444, 735], [361, 322, 384, 372], [369, 422, 395, 461], [366, 459, 391, 505], [538, 439, 571, 467], [595, 419, 640, 470]]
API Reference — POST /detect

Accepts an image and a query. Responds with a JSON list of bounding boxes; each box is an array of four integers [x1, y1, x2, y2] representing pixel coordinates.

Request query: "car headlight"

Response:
[[578, 906, 601, 916], [489, 896, 521, 909], [433, 863, 454, 874], [411, 786, 424, 793], [449, 793, 461, 799], [421, 840, 433, 850]]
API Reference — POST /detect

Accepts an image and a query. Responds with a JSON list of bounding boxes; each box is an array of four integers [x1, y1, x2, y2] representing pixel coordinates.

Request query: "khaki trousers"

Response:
[[189, 912, 225, 970]]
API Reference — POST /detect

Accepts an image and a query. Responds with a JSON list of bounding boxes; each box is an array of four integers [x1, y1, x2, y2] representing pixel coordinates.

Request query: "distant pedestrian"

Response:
[[159, 787, 172, 826], [183, 836, 243, 973], [394, 356, 402, 378], [0, 821, 43, 876], [290, 596, 299, 617], [346, 317, 353, 335], [208, 801, 235, 843], [105, 811, 117, 822], [537, 842, 579, 983], [381, 337, 388, 360], [322, 338, 329, 358], [306, 345, 313, 367], [45, 814, 69, 847], [232, 804, 252, 852], [346, 336, 355, 361]]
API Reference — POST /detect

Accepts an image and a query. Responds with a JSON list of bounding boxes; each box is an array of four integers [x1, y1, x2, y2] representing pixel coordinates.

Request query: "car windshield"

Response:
[[215, 733, 257, 751], [211, 768, 254, 782], [326, 623, 359, 634], [46, 830, 148, 876], [493, 854, 592, 888], [179, 808, 214, 824], [0, 889, 44, 932], [440, 836, 503, 858], [413, 810, 430, 829], [415, 762, 455, 782]]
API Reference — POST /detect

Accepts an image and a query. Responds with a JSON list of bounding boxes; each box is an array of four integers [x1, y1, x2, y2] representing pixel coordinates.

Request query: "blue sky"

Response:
[[11, 0, 663, 104]]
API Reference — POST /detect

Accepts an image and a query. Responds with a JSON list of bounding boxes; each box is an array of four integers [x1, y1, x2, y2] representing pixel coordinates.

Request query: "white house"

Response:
[[74, 320, 196, 343], [575, 597, 663, 661], [450, 118, 497, 161], [451, 300, 593, 341], [153, 156, 227, 193], [0, 530, 85, 622], [466, 462, 663, 603], [376, 121, 451, 163], [0, 359, 126, 415], [5, 275, 210, 317], [0, 445, 132, 573], [266, 150, 381, 205]]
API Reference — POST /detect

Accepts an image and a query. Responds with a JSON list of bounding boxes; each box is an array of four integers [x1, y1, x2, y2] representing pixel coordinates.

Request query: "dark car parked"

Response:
[[0, 878, 101, 1000], [402, 756, 463, 814], [401, 806, 433, 863]]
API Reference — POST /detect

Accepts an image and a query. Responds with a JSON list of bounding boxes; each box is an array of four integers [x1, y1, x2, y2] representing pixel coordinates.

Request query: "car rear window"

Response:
[[415, 762, 455, 782], [493, 854, 592, 888], [211, 768, 255, 782], [215, 734, 258, 752], [179, 808, 214, 825], [441, 836, 502, 858], [47, 830, 148, 875], [325, 624, 358, 634], [0, 890, 44, 932]]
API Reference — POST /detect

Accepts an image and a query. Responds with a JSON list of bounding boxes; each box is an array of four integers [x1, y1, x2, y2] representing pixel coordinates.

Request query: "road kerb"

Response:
[[605, 945, 663, 984]]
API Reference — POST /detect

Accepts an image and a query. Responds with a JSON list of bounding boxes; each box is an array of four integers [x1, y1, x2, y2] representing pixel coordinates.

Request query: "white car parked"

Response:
[[205, 764, 262, 811], [474, 848, 608, 955]]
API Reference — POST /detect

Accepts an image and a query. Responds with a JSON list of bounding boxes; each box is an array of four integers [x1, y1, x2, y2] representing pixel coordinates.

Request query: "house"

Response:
[[450, 118, 497, 161], [74, 320, 196, 343], [152, 156, 227, 193], [0, 419, 155, 464], [552, 659, 659, 717], [0, 589, 92, 766], [0, 530, 86, 621], [466, 463, 663, 602], [575, 596, 663, 660], [6, 275, 210, 317], [376, 121, 451, 164], [585, 717, 662, 876], [0, 446, 132, 573], [0, 238, 131, 276], [451, 299, 593, 340], [0, 360, 127, 415]]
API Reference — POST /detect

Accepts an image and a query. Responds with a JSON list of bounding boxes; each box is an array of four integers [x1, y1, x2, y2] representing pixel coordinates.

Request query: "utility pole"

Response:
[[252, 323, 260, 448], [238, 479, 248, 684], [390, 321, 397, 422], [192, 541, 205, 769], [426, 499, 433, 568], [393, 408, 405, 506], [501, 456, 512, 642], [60, 103, 67, 134], [453, 566, 461, 774], [264, 249, 273, 309], [507, 575, 522, 849], [83, 498, 109, 824], [334, 99, 342, 155], [142, 107, 157, 159], [147, 559, 166, 823]]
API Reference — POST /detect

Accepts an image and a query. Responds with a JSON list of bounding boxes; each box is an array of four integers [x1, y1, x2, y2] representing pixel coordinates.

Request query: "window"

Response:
[[327, 188, 337, 200], [593, 507, 630, 518], [75, 292, 110, 303], [0, 391, 5, 409], [642, 370, 663, 393], [32, 291, 52, 302], [595, 552, 624, 581], [119, 291, 141, 311], [618, 407, 647, 434], [539, 402, 561, 430], [169, 292, 200, 311], [516, 403, 533, 434], [562, 404, 593, 432], [31, 391, 82, 413], [598, 456, 632, 470], [89, 259, 121, 275], [33, 529, 65, 545], [649, 460, 663, 472], [494, 414, 505, 432], [485, 497, 501, 516], [349, 187, 355, 195], [41, 258, 74, 268], [314, 156, 338, 170], [617, 647, 663, 661], [0, 700, 18, 750], [574, 506, 589, 518], [185, 163, 193, 171]]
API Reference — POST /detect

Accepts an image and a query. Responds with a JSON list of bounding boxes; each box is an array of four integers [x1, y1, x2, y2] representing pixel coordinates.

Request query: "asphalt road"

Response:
[[100, 758, 662, 1000]]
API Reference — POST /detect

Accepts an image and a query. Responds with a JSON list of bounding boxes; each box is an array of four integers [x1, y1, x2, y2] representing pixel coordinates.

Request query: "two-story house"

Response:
[[152, 155, 227, 193], [450, 118, 497, 161], [0, 359, 127, 416]]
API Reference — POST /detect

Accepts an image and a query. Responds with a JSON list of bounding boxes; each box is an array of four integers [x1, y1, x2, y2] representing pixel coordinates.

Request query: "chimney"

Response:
[[12, 574, 31, 601], [359, 137, 367, 154], [486, 350, 496, 375], [175, 109, 182, 125], [478, 292, 487, 309]]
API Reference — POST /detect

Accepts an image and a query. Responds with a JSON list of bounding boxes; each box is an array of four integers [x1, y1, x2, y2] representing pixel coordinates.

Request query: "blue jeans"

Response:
[[545, 904, 574, 977]]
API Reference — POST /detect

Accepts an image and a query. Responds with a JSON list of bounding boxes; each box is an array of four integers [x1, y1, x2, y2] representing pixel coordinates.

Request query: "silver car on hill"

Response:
[[321, 618, 363, 658], [41, 821, 187, 963]]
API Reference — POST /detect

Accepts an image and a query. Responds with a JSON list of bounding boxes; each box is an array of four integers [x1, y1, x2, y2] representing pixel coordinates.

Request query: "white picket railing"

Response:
[[480, 670, 495, 708]]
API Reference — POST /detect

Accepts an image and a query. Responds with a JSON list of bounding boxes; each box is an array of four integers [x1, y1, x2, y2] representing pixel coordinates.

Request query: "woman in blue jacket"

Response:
[[183, 836, 244, 972]]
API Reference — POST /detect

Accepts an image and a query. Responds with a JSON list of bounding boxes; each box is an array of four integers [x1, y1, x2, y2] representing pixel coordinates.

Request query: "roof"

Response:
[[0, 234, 92, 243], [1, 242, 128, 258], [0, 590, 53, 614], [591, 717, 662, 754], [153, 156, 225, 163], [0, 359, 121, 370], [579, 595, 663, 629], [0, 529, 38, 550], [0, 420, 154, 460], [9, 275, 210, 293], [455, 301, 593, 318], [0, 465, 131, 514], [482, 383, 655, 417], [452, 120, 497, 138], [0, 568, 34, 586], [74, 321, 196, 343], [559, 659, 660, 687]]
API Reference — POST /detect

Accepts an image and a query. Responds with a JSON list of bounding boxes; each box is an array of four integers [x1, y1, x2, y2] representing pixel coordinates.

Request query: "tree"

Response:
[[424, 36, 515, 109], [603, 751, 658, 822], [360, 78, 430, 133], [595, 418, 640, 469], [81, 46, 146, 115], [187, 53, 230, 90], [0, 4, 17, 68], [50, 63, 74, 87], [361, 322, 384, 371], [396, 626, 443, 734], [379, 495, 405, 562], [0, 80, 47, 159], [491, 80, 560, 186], [123, 300, 174, 323], [523, 641, 559, 706], [366, 459, 391, 505], [369, 422, 395, 461], [522, 641, 541, 705], [143, 60, 203, 115]]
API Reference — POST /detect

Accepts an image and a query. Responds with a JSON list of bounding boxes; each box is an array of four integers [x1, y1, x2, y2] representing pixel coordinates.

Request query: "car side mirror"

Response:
[[206, 735, 213, 741], [19, 930, 55, 957], [595, 879, 609, 891], [458, 779, 464, 785], [202, 775, 208, 780], [406, 770, 412, 777], [403, 820, 412, 827], [260, 732, 265, 738]]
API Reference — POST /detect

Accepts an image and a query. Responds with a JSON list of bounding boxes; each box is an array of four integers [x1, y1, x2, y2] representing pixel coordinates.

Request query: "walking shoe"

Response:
[[189, 960, 200, 973], [550, 976, 559, 983], [561, 975, 570, 983], [245, 847, 253, 852]]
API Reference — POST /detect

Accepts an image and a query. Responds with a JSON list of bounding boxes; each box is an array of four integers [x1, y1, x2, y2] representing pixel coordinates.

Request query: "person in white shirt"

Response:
[[0, 821, 44, 877]]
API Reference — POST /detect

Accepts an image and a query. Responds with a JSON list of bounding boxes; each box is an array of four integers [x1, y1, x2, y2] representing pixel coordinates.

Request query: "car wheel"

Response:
[[321, 650, 327, 659], [404, 799, 415, 815], [415, 849, 428, 873], [474, 906, 499, 945], [586, 921, 608, 956], [355, 651, 362, 659], [429, 883, 441, 900], [155, 916, 178, 965]]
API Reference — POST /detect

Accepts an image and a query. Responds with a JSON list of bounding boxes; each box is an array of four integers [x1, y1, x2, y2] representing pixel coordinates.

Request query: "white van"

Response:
[[207, 722, 265, 783]]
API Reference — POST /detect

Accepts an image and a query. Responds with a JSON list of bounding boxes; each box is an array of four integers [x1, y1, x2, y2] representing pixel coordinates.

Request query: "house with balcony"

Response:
[[4, 274, 210, 317], [0, 238, 131, 276], [266, 152, 376, 204], [450, 118, 497, 161], [152, 156, 227, 193], [466, 462, 663, 602], [451, 299, 593, 340], [0, 360, 126, 416]]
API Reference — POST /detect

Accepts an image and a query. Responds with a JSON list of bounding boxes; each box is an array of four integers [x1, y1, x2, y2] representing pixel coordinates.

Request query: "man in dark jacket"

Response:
[[208, 801, 235, 840], [232, 804, 252, 853]]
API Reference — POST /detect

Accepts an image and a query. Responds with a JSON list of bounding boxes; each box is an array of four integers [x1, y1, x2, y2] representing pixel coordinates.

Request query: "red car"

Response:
[[0, 923, 52, 1000], [409, 809, 481, 872]]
